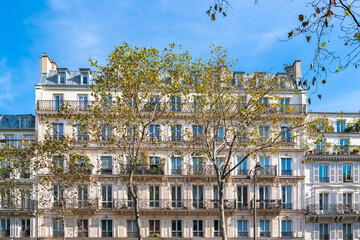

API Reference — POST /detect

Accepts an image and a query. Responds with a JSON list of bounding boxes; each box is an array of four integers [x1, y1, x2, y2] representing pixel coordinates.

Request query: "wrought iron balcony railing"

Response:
[[320, 234, 330, 240], [260, 231, 271, 237], [281, 231, 293, 237], [20, 230, 30, 238], [258, 165, 277, 176], [0, 200, 37, 210], [187, 165, 215, 176], [119, 164, 164, 175], [37, 100, 306, 114], [281, 170, 292, 176], [251, 199, 281, 210], [0, 139, 34, 149], [344, 234, 353, 240], [114, 199, 236, 210], [306, 204, 360, 215], [319, 177, 329, 183], [238, 231, 248, 237], [0, 230, 10, 237]]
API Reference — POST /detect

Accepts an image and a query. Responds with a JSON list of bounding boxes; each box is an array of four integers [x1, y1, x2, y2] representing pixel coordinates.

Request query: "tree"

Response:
[[206, 0, 360, 99], [58, 42, 193, 240], [35, 127, 94, 240], [182, 46, 314, 240]]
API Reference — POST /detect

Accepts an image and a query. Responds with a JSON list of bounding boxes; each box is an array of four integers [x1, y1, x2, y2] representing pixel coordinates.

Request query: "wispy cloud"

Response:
[[310, 89, 360, 112]]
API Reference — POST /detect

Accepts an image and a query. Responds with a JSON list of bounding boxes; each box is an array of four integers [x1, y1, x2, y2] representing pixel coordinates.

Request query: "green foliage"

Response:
[[149, 233, 161, 238]]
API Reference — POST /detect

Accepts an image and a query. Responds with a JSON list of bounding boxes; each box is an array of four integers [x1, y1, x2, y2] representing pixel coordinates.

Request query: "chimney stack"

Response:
[[39, 53, 57, 76]]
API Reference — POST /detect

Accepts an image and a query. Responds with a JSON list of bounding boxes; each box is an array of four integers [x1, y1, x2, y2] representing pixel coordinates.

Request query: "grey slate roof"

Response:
[[0, 114, 35, 129], [38, 70, 97, 86]]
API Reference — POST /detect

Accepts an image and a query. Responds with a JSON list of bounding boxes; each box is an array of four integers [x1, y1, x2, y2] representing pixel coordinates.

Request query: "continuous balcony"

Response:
[[36, 100, 306, 114], [119, 164, 164, 175], [0, 138, 34, 149], [306, 204, 360, 216], [0, 200, 37, 212]]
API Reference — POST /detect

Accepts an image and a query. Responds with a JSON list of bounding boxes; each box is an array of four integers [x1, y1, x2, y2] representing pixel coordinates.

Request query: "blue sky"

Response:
[[0, 0, 358, 114]]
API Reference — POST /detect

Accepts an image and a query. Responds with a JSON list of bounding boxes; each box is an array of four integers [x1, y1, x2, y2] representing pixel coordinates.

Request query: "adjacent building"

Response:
[[305, 112, 360, 240], [0, 114, 36, 238]]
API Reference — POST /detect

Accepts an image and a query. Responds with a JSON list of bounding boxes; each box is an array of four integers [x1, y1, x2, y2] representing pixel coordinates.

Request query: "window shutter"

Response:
[[354, 163, 359, 183], [338, 223, 343, 240], [314, 163, 319, 183], [331, 192, 336, 205], [330, 222, 336, 240], [354, 192, 359, 211], [338, 163, 343, 182], [337, 192, 343, 204], [314, 223, 319, 240], [330, 163, 336, 183], [315, 192, 319, 205], [354, 222, 359, 239]]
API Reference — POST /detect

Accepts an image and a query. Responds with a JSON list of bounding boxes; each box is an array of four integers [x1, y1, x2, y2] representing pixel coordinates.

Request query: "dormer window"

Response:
[[82, 73, 88, 85], [20, 117, 30, 128], [59, 73, 66, 84]]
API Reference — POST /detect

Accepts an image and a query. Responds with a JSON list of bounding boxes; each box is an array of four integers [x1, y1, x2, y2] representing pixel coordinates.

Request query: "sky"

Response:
[[0, 0, 358, 114]]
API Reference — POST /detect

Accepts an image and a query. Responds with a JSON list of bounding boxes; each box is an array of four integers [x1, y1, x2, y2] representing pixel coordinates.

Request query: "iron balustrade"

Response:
[[344, 176, 353, 182], [114, 199, 236, 210], [0, 200, 37, 210], [237, 202, 250, 210], [319, 177, 329, 183], [252, 199, 281, 210], [20, 230, 30, 238], [0, 230, 10, 237], [238, 231, 248, 237], [306, 204, 360, 215], [0, 139, 34, 149], [320, 234, 330, 240], [344, 234, 353, 240], [172, 232, 182, 237], [281, 231, 293, 237], [237, 169, 249, 176], [120, 164, 165, 175], [281, 203, 293, 210], [188, 165, 215, 176], [260, 231, 271, 237], [171, 169, 182, 175], [258, 165, 277, 176], [281, 170, 292, 176], [37, 100, 306, 114], [127, 232, 139, 238], [78, 232, 89, 238]]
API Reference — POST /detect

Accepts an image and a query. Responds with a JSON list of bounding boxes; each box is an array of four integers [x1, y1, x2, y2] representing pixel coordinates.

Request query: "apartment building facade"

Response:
[[305, 112, 360, 240], [32, 54, 309, 239], [0, 114, 36, 238]]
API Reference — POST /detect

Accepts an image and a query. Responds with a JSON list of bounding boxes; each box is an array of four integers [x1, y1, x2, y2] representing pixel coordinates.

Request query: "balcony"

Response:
[[114, 199, 236, 210], [237, 169, 249, 176], [319, 177, 329, 183], [120, 164, 164, 175], [281, 203, 293, 210], [310, 145, 360, 155], [171, 169, 182, 175], [0, 200, 37, 211], [344, 176, 353, 182], [258, 165, 277, 176], [20, 229, 30, 238], [306, 204, 359, 215], [237, 202, 249, 210], [344, 234, 353, 240], [320, 234, 329, 240], [37, 100, 306, 114], [252, 199, 281, 210], [282, 231, 293, 237], [0, 138, 34, 149], [238, 231, 248, 237], [128, 232, 139, 238], [281, 170, 292, 176], [187, 165, 215, 176], [260, 231, 271, 237], [0, 230, 10, 237], [66, 199, 99, 209]]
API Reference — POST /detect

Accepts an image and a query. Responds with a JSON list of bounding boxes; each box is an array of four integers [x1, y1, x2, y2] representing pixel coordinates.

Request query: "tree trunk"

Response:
[[134, 197, 142, 240], [128, 175, 142, 240], [218, 180, 228, 240]]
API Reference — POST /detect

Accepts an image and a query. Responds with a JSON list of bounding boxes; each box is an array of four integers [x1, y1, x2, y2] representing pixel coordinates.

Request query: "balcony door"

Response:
[[149, 186, 160, 208], [171, 186, 182, 208], [237, 186, 248, 209], [193, 186, 203, 209], [101, 185, 112, 209], [281, 186, 292, 209], [54, 95, 63, 110], [319, 193, 329, 213], [259, 186, 270, 209], [78, 95, 88, 110]]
